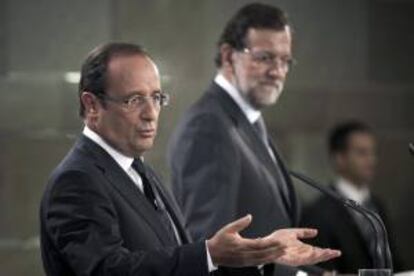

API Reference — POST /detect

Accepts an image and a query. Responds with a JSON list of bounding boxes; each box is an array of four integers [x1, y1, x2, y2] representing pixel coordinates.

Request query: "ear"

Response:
[[80, 91, 100, 116], [219, 44, 234, 70]]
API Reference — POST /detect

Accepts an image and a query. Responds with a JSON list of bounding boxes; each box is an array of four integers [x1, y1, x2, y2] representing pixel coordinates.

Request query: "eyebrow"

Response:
[[125, 90, 162, 97]]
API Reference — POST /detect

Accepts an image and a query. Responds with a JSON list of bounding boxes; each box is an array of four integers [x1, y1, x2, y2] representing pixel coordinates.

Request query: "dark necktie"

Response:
[[252, 117, 291, 211], [132, 158, 158, 208], [131, 158, 180, 245], [253, 116, 278, 163], [253, 116, 269, 148]]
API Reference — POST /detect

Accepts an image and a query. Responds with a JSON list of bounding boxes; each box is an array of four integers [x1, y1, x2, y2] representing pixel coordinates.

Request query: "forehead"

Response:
[[106, 54, 160, 95], [348, 132, 376, 148], [245, 26, 292, 52]]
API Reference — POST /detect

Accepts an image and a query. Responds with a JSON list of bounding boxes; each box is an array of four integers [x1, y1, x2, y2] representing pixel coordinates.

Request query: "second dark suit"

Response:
[[168, 81, 300, 275], [301, 185, 404, 273]]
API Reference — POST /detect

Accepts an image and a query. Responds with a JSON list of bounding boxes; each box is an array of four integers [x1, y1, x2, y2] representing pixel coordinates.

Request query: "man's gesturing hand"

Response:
[[261, 228, 341, 266], [206, 215, 286, 267], [206, 215, 341, 268]]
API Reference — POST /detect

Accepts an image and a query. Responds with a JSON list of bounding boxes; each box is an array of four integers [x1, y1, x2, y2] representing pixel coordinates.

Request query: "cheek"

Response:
[[104, 113, 134, 140], [107, 114, 125, 130], [245, 65, 263, 78], [235, 63, 258, 83]]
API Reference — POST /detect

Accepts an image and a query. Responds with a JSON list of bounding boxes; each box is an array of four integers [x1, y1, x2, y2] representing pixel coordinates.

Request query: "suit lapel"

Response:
[[209, 83, 294, 221], [237, 120, 293, 213], [268, 140, 298, 224], [145, 165, 192, 243], [77, 135, 177, 246], [209, 83, 279, 173]]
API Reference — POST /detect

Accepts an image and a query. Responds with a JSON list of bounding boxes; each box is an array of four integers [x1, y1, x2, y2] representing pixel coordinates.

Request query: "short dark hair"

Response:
[[78, 42, 148, 117], [328, 120, 373, 155], [215, 2, 289, 67]]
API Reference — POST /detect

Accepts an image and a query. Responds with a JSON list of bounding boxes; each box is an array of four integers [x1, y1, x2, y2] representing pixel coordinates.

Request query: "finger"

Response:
[[312, 248, 341, 263], [235, 246, 286, 267], [239, 236, 286, 251], [276, 246, 314, 266], [295, 247, 336, 265], [281, 243, 314, 260], [278, 246, 341, 266], [290, 228, 318, 239], [222, 214, 252, 234]]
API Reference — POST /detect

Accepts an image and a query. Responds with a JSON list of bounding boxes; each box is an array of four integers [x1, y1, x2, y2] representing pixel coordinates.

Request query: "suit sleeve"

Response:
[[43, 170, 209, 276], [169, 114, 241, 241]]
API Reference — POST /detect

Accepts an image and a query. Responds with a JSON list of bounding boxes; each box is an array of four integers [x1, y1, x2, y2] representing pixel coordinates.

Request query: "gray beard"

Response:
[[241, 85, 283, 110]]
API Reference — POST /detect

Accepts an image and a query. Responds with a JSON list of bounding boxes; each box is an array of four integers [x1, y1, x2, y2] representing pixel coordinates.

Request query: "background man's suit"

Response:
[[301, 185, 404, 273], [168, 81, 300, 275], [40, 134, 209, 276]]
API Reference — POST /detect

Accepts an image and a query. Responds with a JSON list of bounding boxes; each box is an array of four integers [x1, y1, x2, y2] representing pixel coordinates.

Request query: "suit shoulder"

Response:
[[49, 146, 97, 180], [183, 88, 231, 121], [42, 147, 106, 204]]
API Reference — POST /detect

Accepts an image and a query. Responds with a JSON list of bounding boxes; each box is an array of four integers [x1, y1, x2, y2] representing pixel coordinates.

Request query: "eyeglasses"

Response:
[[97, 92, 170, 111], [241, 48, 296, 70]]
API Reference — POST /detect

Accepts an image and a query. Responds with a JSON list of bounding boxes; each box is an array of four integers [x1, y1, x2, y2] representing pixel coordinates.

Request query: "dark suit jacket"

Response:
[[40, 135, 209, 276], [168, 82, 302, 276], [301, 185, 404, 273]]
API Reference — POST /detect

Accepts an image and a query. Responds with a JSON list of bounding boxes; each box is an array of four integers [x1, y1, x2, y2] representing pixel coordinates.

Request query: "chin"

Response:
[[259, 86, 283, 104], [244, 88, 276, 109], [257, 94, 281, 108], [135, 142, 154, 155]]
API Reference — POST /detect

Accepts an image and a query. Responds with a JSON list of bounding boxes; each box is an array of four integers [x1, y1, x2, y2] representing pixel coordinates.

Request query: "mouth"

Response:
[[138, 128, 156, 138], [260, 81, 281, 88]]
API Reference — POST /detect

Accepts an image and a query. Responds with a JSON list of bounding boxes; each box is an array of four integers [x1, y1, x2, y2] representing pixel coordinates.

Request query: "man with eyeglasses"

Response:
[[168, 3, 328, 276], [39, 42, 340, 276]]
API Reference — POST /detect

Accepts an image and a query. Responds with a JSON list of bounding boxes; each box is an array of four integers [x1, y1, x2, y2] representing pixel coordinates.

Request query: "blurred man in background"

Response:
[[168, 3, 327, 275], [301, 120, 404, 273]]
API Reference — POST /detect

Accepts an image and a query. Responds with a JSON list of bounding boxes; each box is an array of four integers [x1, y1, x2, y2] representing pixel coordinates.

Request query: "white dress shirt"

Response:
[[215, 74, 277, 162], [82, 126, 217, 272], [215, 74, 261, 124], [83, 126, 144, 191], [336, 177, 370, 204]]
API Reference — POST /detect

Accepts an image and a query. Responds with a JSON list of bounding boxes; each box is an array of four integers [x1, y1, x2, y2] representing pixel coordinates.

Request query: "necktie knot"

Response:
[[132, 158, 146, 175]]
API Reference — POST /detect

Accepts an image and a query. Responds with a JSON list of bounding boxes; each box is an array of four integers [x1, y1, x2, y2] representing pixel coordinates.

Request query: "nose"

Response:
[[267, 62, 288, 79], [140, 99, 159, 121]]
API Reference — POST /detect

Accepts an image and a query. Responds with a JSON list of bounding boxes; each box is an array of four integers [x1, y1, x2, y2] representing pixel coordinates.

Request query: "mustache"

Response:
[[259, 79, 284, 85]]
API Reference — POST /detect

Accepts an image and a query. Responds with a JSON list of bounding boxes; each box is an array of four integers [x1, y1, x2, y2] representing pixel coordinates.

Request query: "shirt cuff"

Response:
[[205, 241, 218, 272]]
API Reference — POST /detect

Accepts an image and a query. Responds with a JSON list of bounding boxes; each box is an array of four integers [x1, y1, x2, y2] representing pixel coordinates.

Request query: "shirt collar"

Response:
[[336, 177, 370, 204], [83, 125, 134, 173], [214, 73, 261, 124]]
